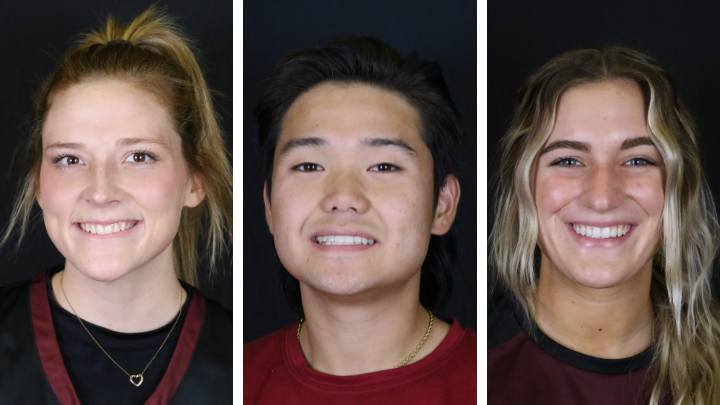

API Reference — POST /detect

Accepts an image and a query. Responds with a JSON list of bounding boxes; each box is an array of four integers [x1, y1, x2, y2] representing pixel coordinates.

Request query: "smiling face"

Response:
[[535, 79, 665, 289], [39, 80, 204, 282], [265, 83, 457, 299]]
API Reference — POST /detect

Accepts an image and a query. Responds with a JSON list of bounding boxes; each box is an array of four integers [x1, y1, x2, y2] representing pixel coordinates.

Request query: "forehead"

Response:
[[43, 80, 176, 146], [548, 79, 648, 144], [278, 83, 423, 149]]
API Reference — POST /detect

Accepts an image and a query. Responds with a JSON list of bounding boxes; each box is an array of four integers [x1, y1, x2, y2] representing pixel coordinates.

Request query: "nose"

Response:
[[85, 161, 121, 206], [319, 170, 371, 214], [579, 164, 624, 212]]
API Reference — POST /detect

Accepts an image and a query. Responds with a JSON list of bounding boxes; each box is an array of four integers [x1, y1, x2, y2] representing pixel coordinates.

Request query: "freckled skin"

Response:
[[535, 79, 665, 289], [39, 80, 204, 282]]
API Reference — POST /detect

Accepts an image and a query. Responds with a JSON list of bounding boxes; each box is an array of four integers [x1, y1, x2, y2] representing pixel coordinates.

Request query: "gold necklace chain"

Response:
[[60, 271, 183, 387], [296, 309, 434, 369]]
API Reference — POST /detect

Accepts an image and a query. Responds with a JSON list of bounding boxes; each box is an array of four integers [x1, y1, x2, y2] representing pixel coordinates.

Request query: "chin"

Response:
[[571, 268, 630, 289], [298, 268, 376, 297], [71, 260, 135, 282]]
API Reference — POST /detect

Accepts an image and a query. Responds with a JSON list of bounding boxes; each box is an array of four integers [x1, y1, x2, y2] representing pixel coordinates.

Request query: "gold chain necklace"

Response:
[[60, 271, 183, 387], [296, 309, 434, 369]]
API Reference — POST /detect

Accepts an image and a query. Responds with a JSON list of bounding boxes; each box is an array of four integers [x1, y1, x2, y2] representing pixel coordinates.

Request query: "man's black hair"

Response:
[[254, 36, 464, 316]]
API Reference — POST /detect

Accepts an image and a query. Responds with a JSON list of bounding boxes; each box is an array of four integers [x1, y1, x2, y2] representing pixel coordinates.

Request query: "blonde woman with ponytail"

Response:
[[0, 7, 232, 404], [488, 45, 720, 405]]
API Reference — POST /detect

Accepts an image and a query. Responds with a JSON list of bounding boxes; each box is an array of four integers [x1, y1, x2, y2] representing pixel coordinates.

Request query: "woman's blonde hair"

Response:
[[490, 45, 720, 404], [2, 7, 232, 286]]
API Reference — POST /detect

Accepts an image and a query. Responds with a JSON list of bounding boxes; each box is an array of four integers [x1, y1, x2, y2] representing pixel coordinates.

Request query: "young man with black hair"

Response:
[[244, 37, 476, 403]]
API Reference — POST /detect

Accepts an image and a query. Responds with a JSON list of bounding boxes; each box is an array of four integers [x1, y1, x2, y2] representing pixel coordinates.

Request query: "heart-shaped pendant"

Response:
[[130, 374, 144, 387]]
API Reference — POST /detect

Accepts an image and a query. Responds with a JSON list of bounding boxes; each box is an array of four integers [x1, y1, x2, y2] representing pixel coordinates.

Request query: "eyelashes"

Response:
[[292, 163, 324, 172], [51, 150, 159, 167], [550, 156, 657, 167], [291, 162, 402, 172], [550, 157, 582, 167], [124, 150, 159, 163]]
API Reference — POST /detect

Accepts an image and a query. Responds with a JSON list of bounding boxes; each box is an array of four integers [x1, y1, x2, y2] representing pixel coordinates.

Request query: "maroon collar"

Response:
[[30, 269, 206, 405]]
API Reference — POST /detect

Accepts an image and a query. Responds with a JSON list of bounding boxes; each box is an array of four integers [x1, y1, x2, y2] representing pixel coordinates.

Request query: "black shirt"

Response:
[[0, 267, 232, 404], [47, 266, 191, 405]]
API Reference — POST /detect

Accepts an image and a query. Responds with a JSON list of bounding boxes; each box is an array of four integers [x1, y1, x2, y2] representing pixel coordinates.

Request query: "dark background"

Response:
[[244, 0, 477, 343], [489, 2, 720, 295], [0, 0, 232, 309]]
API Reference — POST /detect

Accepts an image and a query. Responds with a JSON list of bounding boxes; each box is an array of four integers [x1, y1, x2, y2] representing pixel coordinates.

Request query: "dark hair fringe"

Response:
[[256, 36, 463, 316]]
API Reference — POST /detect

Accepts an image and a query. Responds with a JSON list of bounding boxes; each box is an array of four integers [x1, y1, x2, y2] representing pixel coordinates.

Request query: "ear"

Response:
[[183, 171, 206, 208], [431, 175, 460, 235], [263, 182, 274, 234]]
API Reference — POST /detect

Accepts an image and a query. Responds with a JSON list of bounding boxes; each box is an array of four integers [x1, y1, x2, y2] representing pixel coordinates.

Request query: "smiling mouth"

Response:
[[314, 235, 376, 246], [572, 224, 632, 239], [79, 221, 138, 235]]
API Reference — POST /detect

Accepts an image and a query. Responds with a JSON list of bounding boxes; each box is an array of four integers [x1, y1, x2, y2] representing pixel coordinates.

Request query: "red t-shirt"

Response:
[[244, 318, 477, 404]]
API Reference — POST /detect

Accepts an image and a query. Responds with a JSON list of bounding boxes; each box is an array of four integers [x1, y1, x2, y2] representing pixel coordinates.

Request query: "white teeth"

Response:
[[572, 224, 631, 239], [316, 235, 375, 246], [79, 221, 136, 235]]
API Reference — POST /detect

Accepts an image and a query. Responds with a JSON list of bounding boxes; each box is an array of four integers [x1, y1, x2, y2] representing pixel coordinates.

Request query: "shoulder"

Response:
[[195, 292, 232, 351], [243, 324, 294, 403], [488, 289, 525, 350], [170, 291, 232, 404], [0, 277, 34, 318], [244, 324, 290, 367]]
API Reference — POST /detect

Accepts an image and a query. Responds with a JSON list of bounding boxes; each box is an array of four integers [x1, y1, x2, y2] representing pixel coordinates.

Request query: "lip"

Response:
[[566, 222, 635, 247], [74, 220, 142, 238]]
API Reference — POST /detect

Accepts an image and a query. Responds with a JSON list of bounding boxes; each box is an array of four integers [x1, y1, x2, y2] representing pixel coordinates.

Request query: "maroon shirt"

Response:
[[488, 293, 670, 405], [244, 318, 476, 404]]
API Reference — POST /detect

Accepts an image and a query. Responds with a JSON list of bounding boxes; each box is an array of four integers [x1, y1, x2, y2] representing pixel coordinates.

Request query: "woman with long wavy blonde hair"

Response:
[[0, 7, 232, 404], [488, 45, 720, 405]]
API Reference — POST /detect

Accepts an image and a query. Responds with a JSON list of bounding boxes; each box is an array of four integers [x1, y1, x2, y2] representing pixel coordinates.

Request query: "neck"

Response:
[[52, 247, 185, 333], [534, 254, 654, 359], [297, 279, 450, 376]]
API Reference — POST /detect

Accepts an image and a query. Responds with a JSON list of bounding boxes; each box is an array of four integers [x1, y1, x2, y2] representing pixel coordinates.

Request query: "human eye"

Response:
[[368, 163, 401, 172], [124, 151, 158, 164], [52, 154, 84, 166], [624, 157, 655, 167], [550, 157, 582, 168], [292, 163, 324, 172]]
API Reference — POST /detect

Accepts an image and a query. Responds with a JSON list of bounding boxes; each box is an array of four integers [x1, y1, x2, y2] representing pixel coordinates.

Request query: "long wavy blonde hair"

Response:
[[490, 45, 720, 404], [2, 7, 232, 286]]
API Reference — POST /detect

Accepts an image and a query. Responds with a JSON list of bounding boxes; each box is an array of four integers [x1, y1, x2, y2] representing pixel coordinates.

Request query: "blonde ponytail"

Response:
[[2, 7, 232, 285]]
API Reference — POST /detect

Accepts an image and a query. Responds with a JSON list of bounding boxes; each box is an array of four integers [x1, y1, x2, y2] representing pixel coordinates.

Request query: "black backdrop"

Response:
[[244, 0, 477, 343], [0, 0, 232, 309], [489, 1, 720, 296]]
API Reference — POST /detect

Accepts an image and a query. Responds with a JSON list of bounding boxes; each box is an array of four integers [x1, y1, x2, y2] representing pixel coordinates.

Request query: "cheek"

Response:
[[629, 176, 665, 218], [270, 179, 314, 239], [138, 172, 188, 211], [380, 181, 434, 248], [38, 165, 78, 214], [535, 173, 577, 217]]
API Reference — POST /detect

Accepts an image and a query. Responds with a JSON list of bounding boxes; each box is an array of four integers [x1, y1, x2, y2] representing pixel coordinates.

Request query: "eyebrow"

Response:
[[277, 136, 417, 157], [540, 136, 655, 155], [45, 138, 168, 152], [359, 137, 417, 156], [116, 137, 168, 148], [540, 140, 590, 155], [45, 142, 84, 152], [278, 137, 327, 156], [619, 136, 655, 150]]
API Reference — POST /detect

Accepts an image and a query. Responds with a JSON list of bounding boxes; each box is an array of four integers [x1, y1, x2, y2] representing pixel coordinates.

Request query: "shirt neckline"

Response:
[[284, 317, 467, 391], [510, 298, 654, 374], [45, 265, 192, 349]]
